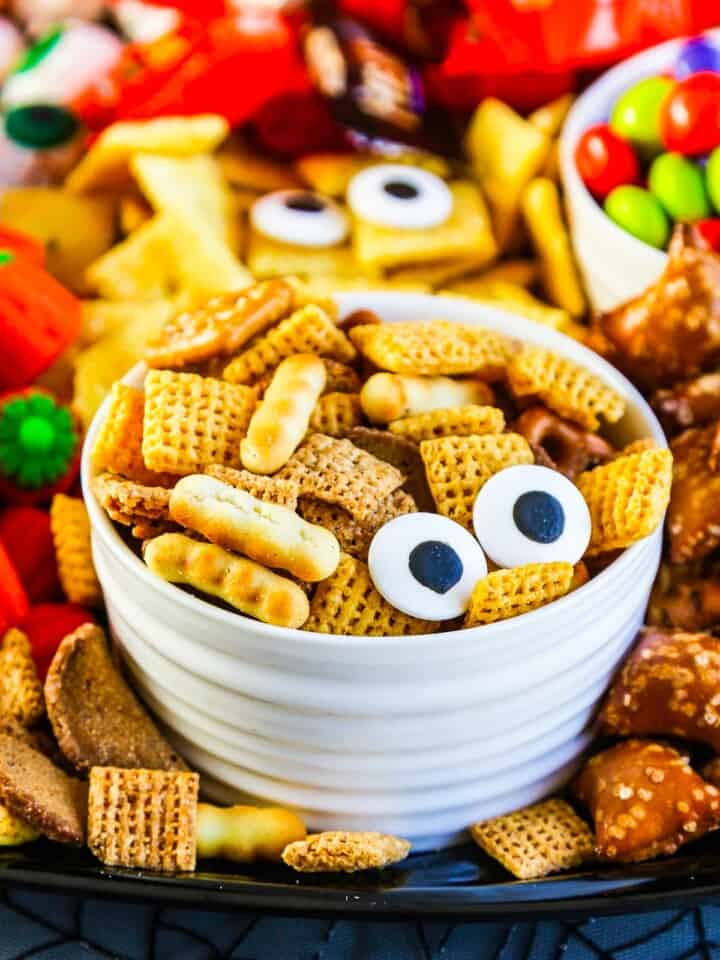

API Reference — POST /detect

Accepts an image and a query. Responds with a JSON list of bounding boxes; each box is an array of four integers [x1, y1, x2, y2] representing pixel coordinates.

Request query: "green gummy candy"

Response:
[[610, 76, 674, 156], [604, 185, 670, 249], [648, 152, 710, 221]]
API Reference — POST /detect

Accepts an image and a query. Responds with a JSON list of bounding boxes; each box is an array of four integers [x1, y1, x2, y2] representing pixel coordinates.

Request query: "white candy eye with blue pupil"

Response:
[[368, 513, 487, 620], [472, 464, 591, 569], [250, 190, 349, 247], [346, 163, 453, 229]]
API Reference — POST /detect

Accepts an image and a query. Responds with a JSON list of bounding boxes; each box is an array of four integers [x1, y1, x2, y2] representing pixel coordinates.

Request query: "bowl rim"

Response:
[[559, 27, 720, 262], [82, 290, 666, 650]]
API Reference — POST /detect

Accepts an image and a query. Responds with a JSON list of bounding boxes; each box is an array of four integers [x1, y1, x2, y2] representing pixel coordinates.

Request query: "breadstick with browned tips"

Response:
[[241, 353, 326, 474], [360, 372, 494, 424]]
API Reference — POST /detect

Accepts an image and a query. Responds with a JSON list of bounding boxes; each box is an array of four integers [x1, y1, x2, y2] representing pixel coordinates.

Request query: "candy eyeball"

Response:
[[346, 163, 453, 229], [250, 190, 350, 247], [472, 464, 591, 569], [368, 513, 487, 621], [5, 104, 78, 149]]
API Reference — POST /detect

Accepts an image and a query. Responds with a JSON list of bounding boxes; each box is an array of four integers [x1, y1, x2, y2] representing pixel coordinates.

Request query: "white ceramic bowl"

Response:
[[560, 29, 720, 312], [82, 291, 666, 850]]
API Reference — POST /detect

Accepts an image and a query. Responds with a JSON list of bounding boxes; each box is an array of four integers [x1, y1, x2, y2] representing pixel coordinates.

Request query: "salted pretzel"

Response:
[[599, 626, 720, 750], [667, 422, 720, 563], [512, 405, 615, 479], [648, 562, 720, 633], [573, 739, 720, 862], [652, 373, 720, 435]]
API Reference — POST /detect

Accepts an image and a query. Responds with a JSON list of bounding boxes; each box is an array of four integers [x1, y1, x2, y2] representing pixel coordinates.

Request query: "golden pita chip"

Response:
[[0, 187, 115, 294], [352, 181, 497, 272], [465, 98, 550, 250], [219, 138, 302, 192], [528, 94, 574, 137], [85, 214, 178, 300], [247, 230, 359, 280], [118, 191, 153, 234], [66, 114, 229, 193]]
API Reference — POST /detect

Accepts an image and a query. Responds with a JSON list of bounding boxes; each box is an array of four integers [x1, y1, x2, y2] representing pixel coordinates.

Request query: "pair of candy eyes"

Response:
[[250, 164, 453, 247], [368, 466, 592, 622]]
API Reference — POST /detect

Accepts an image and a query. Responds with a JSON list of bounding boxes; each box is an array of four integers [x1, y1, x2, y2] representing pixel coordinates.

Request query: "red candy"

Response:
[[22, 603, 94, 678], [0, 540, 29, 635], [695, 218, 720, 251], [0, 506, 59, 603], [660, 72, 720, 155], [575, 124, 640, 199]]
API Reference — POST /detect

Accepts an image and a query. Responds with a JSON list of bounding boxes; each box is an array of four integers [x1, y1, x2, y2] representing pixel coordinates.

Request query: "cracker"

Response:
[[92, 473, 171, 528], [87, 766, 198, 871], [508, 346, 625, 431], [204, 465, 298, 509], [577, 449, 673, 555], [309, 393, 363, 438], [304, 553, 434, 636], [349, 320, 514, 378], [0, 803, 39, 847], [348, 426, 435, 512], [0, 734, 87, 844], [282, 831, 411, 873], [420, 433, 534, 529], [66, 114, 229, 193], [85, 214, 179, 301], [246, 231, 359, 281], [299, 489, 416, 561], [144, 533, 310, 629], [45, 623, 187, 773], [277, 434, 404, 523], [352, 180, 497, 272], [223, 305, 356, 385], [470, 798, 593, 879], [0, 629, 44, 728], [389, 405, 505, 442], [50, 495, 102, 607], [91, 383, 175, 486], [465, 562, 574, 626], [146, 279, 295, 369], [142, 370, 256, 475]]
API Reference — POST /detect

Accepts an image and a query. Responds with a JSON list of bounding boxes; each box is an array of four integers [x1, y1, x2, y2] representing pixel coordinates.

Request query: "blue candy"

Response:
[[408, 540, 463, 595], [513, 491, 565, 544], [676, 37, 720, 78]]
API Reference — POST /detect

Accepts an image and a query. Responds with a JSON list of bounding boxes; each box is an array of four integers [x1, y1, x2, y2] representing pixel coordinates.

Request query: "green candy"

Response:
[[706, 147, 720, 214], [610, 76, 674, 156], [604, 185, 670, 249], [648, 152, 710, 221]]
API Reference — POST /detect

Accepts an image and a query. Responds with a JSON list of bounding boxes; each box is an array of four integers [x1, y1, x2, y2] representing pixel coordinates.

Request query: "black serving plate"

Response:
[[4, 834, 720, 919]]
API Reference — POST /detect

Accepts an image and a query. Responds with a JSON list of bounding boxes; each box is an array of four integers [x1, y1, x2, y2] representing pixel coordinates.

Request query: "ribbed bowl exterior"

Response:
[[82, 292, 666, 851]]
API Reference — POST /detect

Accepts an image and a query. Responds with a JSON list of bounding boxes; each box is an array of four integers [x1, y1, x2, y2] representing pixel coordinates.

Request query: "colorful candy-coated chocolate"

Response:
[[648, 151, 710, 221], [675, 36, 720, 79], [695, 217, 720, 250], [610, 76, 674, 156], [0, 541, 29, 636], [22, 602, 94, 678], [660, 71, 720, 155], [0, 506, 59, 603], [604, 185, 670, 249], [705, 146, 720, 213], [574, 123, 639, 198]]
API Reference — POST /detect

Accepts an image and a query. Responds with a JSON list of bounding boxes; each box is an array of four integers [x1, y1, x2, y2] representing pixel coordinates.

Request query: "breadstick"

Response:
[[241, 354, 326, 474], [143, 533, 310, 628], [360, 373, 494, 424], [196, 804, 306, 863], [169, 474, 340, 581]]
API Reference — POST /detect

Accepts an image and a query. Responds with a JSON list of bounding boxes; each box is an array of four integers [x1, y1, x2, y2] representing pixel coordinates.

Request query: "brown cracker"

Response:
[[576, 449, 673, 555], [0, 629, 44, 727], [0, 734, 87, 844], [309, 393, 363, 437], [204, 464, 298, 509], [142, 370, 256, 475], [508, 345, 626, 431], [420, 433, 534, 528], [50, 495, 102, 607], [91, 383, 174, 486], [44, 623, 187, 774], [389, 405, 505, 442], [349, 320, 515, 377], [87, 766, 198, 871], [277, 434, 404, 523], [348, 426, 435, 512], [282, 831, 411, 873], [146, 278, 295, 369], [471, 798, 594, 879], [465, 562, 574, 626], [223, 305, 356, 385], [299, 489, 416, 561], [92, 473, 171, 528], [304, 553, 434, 636]]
